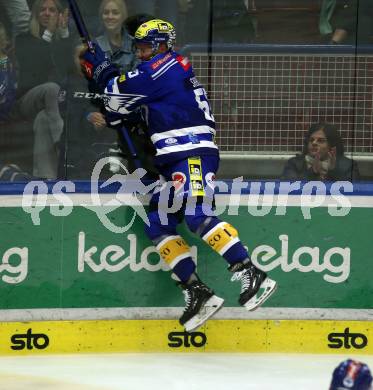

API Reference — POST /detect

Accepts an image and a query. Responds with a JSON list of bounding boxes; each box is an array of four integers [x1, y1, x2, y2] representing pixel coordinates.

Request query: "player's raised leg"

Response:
[[229, 260, 277, 311], [178, 273, 224, 333], [190, 216, 277, 311], [183, 155, 277, 311], [145, 206, 224, 332]]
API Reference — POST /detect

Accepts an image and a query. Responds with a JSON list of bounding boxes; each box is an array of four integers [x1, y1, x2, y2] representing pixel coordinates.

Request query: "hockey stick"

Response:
[[67, 0, 143, 169]]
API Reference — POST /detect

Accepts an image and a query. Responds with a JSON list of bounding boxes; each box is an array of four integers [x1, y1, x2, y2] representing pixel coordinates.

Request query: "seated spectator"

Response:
[[86, 0, 138, 133], [281, 123, 360, 181], [15, 0, 72, 179], [95, 0, 138, 73], [330, 359, 372, 390], [0, 22, 16, 124]]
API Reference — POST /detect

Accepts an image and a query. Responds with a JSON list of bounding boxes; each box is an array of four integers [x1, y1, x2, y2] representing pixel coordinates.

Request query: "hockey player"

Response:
[[79, 19, 277, 332], [330, 359, 372, 390]]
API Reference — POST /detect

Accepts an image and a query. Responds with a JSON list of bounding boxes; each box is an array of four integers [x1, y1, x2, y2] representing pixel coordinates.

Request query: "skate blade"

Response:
[[184, 295, 224, 333], [243, 278, 277, 311]]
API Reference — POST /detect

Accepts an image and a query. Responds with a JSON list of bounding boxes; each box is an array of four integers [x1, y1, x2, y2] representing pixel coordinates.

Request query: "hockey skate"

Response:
[[230, 261, 277, 311], [179, 278, 224, 333]]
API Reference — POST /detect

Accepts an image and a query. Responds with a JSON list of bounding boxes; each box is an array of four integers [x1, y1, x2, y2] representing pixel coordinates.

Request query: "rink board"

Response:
[[0, 319, 371, 355], [1, 186, 373, 314]]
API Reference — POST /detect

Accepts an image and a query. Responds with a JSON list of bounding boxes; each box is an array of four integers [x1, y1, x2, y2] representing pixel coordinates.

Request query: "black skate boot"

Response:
[[229, 261, 277, 311], [179, 275, 224, 332]]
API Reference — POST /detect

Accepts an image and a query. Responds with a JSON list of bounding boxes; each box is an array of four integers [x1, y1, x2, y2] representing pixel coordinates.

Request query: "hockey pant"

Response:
[[144, 155, 249, 282]]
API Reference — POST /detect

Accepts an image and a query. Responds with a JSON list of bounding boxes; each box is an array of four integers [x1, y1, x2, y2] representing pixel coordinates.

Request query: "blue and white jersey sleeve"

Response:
[[103, 51, 219, 165], [103, 69, 154, 116]]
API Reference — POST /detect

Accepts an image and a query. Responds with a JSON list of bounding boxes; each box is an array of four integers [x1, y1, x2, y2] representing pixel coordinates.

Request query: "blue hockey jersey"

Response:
[[103, 50, 219, 166]]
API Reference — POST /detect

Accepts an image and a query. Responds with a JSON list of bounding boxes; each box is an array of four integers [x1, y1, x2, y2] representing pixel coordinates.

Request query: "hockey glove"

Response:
[[105, 110, 123, 129], [80, 43, 119, 92]]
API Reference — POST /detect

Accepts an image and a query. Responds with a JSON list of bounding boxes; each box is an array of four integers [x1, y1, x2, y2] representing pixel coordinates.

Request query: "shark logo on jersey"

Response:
[[104, 93, 146, 115]]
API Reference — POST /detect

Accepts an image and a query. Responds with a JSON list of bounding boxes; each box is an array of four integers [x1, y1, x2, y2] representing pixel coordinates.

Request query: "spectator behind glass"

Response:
[[0, 22, 17, 124], [281, 123, 360, 181], [0, 0, 31, 37], [15, 0, 71, 179], [87, 0, 137, 131], [82, 10, 157, 178], [0, 22, 38, 181], [330, 359, 372, 390]]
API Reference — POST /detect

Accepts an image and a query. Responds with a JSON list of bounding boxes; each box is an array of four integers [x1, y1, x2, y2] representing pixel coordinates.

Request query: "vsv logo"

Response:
[[168, 331, 207, 348], [11, 328, 50, 350], [328, 328, 368, 349]]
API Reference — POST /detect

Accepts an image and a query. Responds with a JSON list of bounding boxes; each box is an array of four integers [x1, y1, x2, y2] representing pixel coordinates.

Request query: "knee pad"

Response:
[[202, 221, 239, 256], [145, 210, 193, 270], [156, 235, 192, 269]]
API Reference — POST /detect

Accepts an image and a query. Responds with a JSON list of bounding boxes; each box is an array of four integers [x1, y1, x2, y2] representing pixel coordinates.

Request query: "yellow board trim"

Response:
[[204, 223, 238, 253], [158, 237, 190, 265], [0, 319, 372, 355]]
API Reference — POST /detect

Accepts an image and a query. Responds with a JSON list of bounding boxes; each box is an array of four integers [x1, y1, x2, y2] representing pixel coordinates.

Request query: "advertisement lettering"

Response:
[[11, 329, 49, 350], [78, 231, 197, 273], [168, 331, 207, 348], [0, 246, 28, 284], [328, 328, 368, 349], [251, 234, 350, 283]]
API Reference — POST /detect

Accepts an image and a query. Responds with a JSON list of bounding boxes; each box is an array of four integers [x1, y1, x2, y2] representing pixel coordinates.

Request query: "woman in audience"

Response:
[[86, 0, 137, 131], [15, 0, 71, 179], [282, 122, 360, 181]]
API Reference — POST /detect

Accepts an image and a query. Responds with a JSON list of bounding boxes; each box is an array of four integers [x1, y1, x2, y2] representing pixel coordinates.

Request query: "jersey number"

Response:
[[194, 88, 214, 121]]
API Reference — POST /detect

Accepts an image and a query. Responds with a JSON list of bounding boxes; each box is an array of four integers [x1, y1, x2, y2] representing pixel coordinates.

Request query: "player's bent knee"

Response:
[[184, 200, 215, 233], [156, 235, 192, 269], [184, 213, 207, 233], [144, 210, 177, 240], [202, 222, 239, 256]]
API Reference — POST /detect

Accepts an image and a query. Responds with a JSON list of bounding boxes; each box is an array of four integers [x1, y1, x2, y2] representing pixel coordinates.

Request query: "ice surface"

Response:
[[0, 353, 372, 390]]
